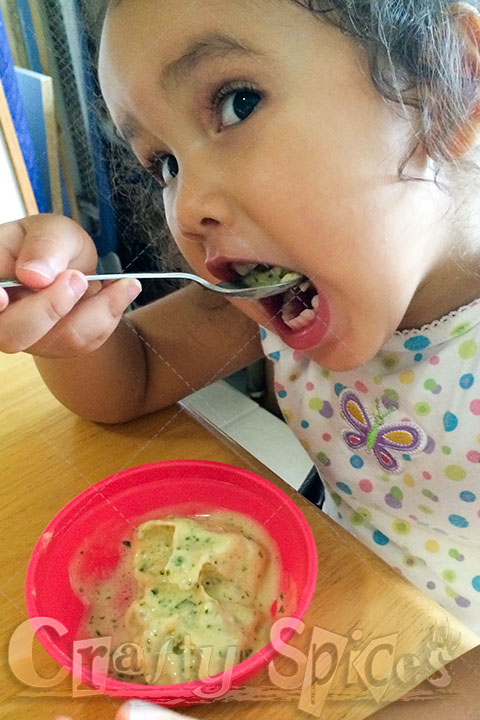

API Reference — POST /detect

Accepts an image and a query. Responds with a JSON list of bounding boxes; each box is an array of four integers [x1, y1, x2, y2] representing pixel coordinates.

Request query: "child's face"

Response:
[[99, 0, 453, 370]]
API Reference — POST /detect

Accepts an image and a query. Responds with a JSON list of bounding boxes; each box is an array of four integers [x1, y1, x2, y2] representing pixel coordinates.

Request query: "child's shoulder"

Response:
[[384, 294, 480, 352]]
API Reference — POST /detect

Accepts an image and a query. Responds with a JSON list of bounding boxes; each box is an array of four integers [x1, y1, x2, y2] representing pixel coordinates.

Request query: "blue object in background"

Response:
[[15, 68, 54, 212], [0, 7, 46, 213], [15, 67, 71, 217], [15, 0, 42, 73]]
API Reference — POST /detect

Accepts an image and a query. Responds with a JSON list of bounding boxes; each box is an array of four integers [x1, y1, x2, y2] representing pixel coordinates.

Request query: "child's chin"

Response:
[[302, 337, 381, 373]]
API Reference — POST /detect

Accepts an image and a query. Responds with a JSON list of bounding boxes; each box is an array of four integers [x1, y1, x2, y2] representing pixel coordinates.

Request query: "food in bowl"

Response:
[[71, 511, 280, 685], [26, 460, 318, 704]]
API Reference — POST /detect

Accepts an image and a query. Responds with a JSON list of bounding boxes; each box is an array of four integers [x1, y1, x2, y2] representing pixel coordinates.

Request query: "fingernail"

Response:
[[21, 260, 57, 280], [69, 272, 88, 299], [128, 279, 142, 302], [126, 700, 174, 719]]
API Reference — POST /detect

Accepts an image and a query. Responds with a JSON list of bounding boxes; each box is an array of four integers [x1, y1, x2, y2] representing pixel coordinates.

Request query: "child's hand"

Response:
[[115, 702, 198, 719], [55, 700, 199, 719], [0, 215, 141, 358]]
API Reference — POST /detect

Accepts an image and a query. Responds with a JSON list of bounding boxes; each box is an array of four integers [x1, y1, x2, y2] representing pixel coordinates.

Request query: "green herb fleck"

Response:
[[174, 598, 195, 610], [172, 640, 183, 655]]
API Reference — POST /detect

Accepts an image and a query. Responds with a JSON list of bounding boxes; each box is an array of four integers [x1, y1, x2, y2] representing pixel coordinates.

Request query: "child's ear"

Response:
[[446, 3, 480, 157]]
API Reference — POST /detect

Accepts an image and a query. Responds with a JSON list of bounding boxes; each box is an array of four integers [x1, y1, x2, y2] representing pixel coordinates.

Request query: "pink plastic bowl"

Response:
[[25, 460, 317, 705]]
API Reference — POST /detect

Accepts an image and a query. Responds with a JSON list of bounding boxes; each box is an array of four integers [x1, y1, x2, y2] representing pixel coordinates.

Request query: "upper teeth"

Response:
[[232, 262, 258, 276]]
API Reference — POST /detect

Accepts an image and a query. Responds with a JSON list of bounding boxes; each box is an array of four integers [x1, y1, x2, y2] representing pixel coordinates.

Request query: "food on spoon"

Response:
[[239, 261, 319, 332], [232, 263, 303, 288]]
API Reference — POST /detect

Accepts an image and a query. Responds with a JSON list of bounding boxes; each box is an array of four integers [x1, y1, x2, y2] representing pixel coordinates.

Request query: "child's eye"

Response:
[[147, 153, 179, 189], [214, 85, 262, 129], [144, 85, 260, 187]]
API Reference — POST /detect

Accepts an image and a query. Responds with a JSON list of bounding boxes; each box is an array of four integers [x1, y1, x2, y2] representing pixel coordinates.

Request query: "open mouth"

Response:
[[230, 262, 330, 350], [232, 262, 316, 329]]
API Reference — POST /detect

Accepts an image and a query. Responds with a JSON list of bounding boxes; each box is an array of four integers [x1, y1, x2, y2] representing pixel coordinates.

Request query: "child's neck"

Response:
[[399, 254, 480, 331]]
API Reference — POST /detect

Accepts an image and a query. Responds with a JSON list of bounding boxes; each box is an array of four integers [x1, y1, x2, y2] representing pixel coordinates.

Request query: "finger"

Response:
[[0, 220, 28, 279], [117, 700, 194, 720], [0, 270, 88, 353], [27, 278, 142, 357], [13, 215, 97, 288], [1, 285, 37, 306]]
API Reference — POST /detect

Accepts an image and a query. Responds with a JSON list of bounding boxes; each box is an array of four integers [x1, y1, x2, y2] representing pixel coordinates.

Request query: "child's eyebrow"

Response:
[[161, 33, 264, 88], [117, 34, 263, 146]]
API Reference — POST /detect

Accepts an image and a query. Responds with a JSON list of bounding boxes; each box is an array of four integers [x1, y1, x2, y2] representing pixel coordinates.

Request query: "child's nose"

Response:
[[170, 158, 234, 240]]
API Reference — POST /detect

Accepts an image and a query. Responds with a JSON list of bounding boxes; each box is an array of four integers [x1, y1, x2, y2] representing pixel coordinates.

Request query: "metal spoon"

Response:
[[0, 271, 303, 299]]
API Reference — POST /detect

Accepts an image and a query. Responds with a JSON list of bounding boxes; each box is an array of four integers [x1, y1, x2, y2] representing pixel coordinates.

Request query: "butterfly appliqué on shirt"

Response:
[[340, 389, 427, 473]]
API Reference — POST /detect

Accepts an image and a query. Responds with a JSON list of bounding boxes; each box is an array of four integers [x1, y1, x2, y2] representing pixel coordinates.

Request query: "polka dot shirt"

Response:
[[261, 298, 480, 634]]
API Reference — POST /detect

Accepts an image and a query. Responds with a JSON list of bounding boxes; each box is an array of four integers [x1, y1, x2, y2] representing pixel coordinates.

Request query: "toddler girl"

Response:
[[1, 0, 480, 635]]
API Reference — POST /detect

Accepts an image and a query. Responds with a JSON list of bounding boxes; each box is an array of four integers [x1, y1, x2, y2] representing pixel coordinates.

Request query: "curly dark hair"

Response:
[[292, 1, 480, 173]]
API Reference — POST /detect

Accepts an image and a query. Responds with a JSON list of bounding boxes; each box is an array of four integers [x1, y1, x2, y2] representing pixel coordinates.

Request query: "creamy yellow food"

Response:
[[73, 512, 280, 685], [239, 264, 303, 288]]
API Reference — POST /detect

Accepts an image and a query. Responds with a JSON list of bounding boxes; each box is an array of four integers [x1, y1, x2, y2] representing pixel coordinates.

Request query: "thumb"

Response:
[[15, 215, 97, 288], [117, 700, 198, 720]]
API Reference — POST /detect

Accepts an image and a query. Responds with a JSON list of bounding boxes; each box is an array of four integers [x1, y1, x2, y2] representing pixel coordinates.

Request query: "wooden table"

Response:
[[1, 352, 478, 720]]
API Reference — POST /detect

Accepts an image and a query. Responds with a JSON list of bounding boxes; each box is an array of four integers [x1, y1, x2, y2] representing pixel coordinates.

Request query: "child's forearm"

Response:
[[34, 284, 264, 424], [34, 316, 151, 424]]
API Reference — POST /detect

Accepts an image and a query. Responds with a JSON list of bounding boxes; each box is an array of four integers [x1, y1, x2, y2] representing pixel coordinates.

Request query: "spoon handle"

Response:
[[0, 272, 206, 289]]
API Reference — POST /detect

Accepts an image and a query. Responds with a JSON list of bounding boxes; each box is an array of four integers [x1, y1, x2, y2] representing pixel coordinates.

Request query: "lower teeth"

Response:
[[281, 293, 319, 330]]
